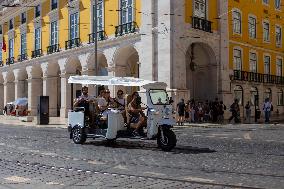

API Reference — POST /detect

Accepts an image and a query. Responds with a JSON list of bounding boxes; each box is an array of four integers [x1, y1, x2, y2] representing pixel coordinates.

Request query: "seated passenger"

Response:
[[97, 89, 108, 117], [114, 90, 125, 110], [73, 86, 94, 115], [128, 92, 147, 137], [104, 89, 116, 108]]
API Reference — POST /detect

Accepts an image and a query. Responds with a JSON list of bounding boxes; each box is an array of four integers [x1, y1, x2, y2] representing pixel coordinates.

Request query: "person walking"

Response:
[[177, 99, 185, 125], [263, 98, 272, 123], [229, 99, 240, 123], [245, 101, 251, 124], [217, 101, 226, 124]]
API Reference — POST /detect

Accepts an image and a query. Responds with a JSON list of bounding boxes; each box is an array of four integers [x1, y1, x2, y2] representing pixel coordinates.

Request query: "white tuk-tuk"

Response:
[[67, 76, 177, 151]]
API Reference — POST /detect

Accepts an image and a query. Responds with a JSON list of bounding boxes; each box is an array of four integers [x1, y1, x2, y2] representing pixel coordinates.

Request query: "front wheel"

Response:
[[157, 128, 176, 151], [72, 126, 87, 144]]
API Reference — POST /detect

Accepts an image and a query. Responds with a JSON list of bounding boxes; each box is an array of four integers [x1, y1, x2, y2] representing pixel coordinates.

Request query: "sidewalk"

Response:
[[0, 115, 67, 129]]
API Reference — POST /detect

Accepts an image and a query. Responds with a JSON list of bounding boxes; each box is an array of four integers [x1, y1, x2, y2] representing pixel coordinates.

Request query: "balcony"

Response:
[[31, 49, 42, 59], [65, 38, 81, 50], [6, 57, 15, 65], [47, 44, 60, 54], [115, 21, 138, 37], [192, 16, 212, 33], [88, 31, 106, 44], [17, 53, 28, 62], [233, 70, 284, 85]]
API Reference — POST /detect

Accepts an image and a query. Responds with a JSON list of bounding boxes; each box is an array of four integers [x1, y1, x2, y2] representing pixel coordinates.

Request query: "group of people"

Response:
[[176, 97, 274, 125], [176, 98, 226, 125], [73, 86, 146, 137]]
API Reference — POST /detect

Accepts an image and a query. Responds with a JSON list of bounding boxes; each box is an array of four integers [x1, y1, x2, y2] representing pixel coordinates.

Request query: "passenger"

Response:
[[97, 89, 108, 117], [128, 92, 147, 137], [104, 89, 116, 108], [114, 90, 125, 110], [73, 86, 94, 116]]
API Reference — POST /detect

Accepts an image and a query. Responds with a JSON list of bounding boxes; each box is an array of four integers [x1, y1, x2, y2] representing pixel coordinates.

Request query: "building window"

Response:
[[50, 21, 58, 45], [21, 12, 27, 24], [51, 0, 58, 10], [277, 90, 284, 106], [234, 85, 243, 105], [194, 0, 206, 18], [9, 19, 13, 30], [233, 10, 241, 34], [250, 87, 258, 106], [70, 12, 79, 40], [276, 58, 283, 76], [35, 28, 41, 50], [263, 21, 270, 42], [275, 0, 281, 9], [264, 56, 270, 74], [276, 26, 282, 47], [233, 49, 242, 70], [264, 88, 272, 101], [21, 33, 27, 55], [120, 0, 134, 24], [9, 39, 14, 58], [93, 0, 104, 32], [249, 52, 257, 72], [263, 0, 269, 4], [35, 5, 41, 18], [248, 16, 256, 39]]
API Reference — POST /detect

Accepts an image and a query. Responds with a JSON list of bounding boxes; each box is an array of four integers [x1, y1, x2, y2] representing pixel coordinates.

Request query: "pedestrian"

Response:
[[176, 99, 185, 125], [263, 98, 272, 123], [3, 105, 7, 115], [245, 101, 251, 124], [217, 101, 226, 124], [229, 99, 240, 124], [190, 100, 196, 123], [203, 100, 210, 122], [212, 98, 219, 122]]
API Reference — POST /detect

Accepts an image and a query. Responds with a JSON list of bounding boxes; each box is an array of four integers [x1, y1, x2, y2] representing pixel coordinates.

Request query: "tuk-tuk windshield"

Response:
[[149, 89, 169, 105]]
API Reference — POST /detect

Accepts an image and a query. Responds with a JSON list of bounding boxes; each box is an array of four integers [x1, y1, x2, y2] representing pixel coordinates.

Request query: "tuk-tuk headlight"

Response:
[[149, 108, 160, 115], [164, 107, 171, 116]]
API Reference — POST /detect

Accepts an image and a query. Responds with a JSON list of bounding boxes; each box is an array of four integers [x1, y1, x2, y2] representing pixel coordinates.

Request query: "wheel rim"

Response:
[[160, 135, 169, 146], [73, 128, 81, 142]]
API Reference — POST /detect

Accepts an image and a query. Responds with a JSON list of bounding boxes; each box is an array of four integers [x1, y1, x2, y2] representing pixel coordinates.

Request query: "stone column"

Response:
[[2, 72, 15, 106], [26, 66, 43, 116], [0, 83, 3, 112], [13, 69, 26, 99]]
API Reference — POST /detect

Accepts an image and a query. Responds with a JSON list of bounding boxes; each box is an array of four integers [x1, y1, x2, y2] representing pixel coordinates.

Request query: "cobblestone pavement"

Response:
[[0, 123, 283, 189]]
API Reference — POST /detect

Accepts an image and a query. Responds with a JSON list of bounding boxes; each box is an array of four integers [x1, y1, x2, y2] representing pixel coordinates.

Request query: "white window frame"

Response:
[[35, 4, 41, 18], [21, 12, 27, 24], [276, 57, 283, 76], [248, 15, 257, 39], [69, 12, 79, 40], [51, 0, 58, 10], [9, 18, 14, 30], [275, 0, 281, 9], [193, 0, 207, 18], [275, 25, 282, 47], [277, 89, 284, 106], [92, 0, 104, 33], [120, 0, 135, 24], [50, 20, 58, 45], [8, 38, 14, 58], [20, 33, 27, 55], [263, 20, 270, 42], [264, 54, 271, 74], [232, 9, 242, 34], [233, 47, 242, 71], [34, 27, 41, 50], [249, 51, 258, 72]]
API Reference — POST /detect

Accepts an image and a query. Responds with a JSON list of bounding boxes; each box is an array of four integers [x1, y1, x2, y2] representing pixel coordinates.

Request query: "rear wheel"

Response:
[[72, 126, 87, 144], [157, 128, 176, 151]]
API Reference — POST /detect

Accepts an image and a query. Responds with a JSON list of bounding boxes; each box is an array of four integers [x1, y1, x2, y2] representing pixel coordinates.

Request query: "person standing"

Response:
[[263, 98, 272, 123], [229, 99, 240, 123], [177, 99, 185, 125], [245, 101, 251, 124]]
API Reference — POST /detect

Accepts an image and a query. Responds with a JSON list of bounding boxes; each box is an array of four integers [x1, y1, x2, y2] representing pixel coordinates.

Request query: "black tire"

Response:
[[72, 126, 87, 144], [157, 128, 177, 151]]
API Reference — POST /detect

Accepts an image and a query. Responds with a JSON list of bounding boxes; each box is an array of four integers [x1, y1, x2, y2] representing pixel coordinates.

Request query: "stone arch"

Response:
[[87, 52, 108, 76], [113, 45, 139, 77], [233, 85, 243, 105], [250, 86, 259, 106], [186, 42, 218, 101], [65, 56, 82, 74]]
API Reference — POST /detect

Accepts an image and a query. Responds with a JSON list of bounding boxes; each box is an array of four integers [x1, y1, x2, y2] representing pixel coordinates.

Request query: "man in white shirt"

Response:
[[73, 86, 95, 117]]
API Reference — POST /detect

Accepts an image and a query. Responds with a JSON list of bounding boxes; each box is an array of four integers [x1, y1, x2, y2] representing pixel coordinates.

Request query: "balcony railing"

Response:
[[17, 53, 28, 62], [192, 16, 212, 33], [115, 21, 138, 37], [0, 61, 3, 67], [31, 49, 42, 58], [233, 70, 284, 85], [88, 31, 106, 44], [6, 57, 15, 65], [47, 44, 60, 54], [65, 38, 81, 50]]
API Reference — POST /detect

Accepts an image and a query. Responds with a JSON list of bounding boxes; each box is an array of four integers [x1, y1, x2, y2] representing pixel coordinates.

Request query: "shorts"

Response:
[[178, 111, 185, 117]]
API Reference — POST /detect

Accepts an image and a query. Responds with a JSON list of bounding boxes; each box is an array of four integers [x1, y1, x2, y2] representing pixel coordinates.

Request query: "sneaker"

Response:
[[131, 131, 141, 139]]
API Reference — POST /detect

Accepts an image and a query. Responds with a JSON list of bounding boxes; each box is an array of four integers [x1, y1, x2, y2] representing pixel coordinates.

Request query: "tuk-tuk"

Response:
[[67, 76, 177, 151]]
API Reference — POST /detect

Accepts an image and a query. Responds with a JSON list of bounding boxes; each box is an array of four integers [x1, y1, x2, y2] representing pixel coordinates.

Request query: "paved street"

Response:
[[0, 123, 283, 189]]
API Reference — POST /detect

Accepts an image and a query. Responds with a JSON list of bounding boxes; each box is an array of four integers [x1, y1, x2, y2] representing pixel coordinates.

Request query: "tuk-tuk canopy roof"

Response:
[[68, 75, 166, 88]]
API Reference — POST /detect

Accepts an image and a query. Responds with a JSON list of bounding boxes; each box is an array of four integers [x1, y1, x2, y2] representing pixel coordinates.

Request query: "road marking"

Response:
[[183, 176, 215, 183], [4, 176, 31, 183], [220, 137, 228, 139], [233, 138, 242, 140], [114, 164, 128, 170], [244, 133, 252, 140], [193, 135, 202, 137], [144, 172, 166, 176], [88, 160, 106, 165], [205, 136, 215, 138]]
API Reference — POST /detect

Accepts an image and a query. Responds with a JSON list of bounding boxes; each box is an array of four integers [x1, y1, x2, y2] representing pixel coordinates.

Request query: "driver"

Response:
[[73, 86, 94, 115], [128, 92, 147, 137]]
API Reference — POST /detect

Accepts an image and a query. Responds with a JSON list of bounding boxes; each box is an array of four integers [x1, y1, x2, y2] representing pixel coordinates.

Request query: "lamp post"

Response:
[[94, 0, 98, 95]]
